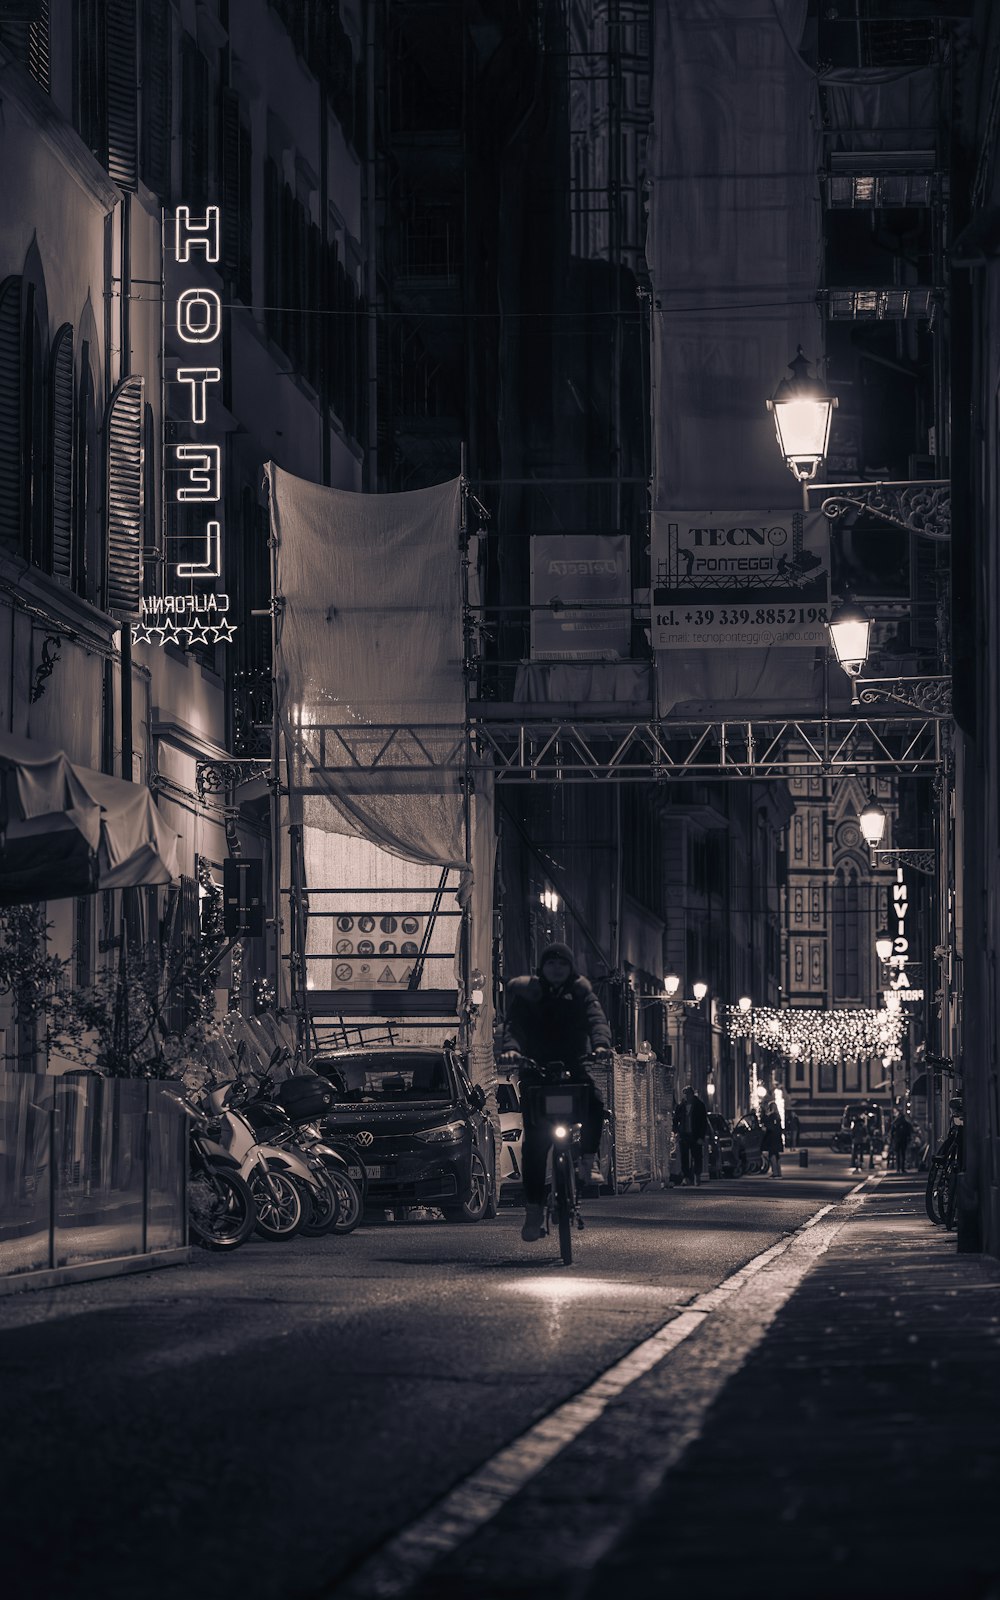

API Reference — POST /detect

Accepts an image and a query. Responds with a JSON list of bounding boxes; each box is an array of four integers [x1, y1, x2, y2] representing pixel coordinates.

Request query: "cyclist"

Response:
[[498, 941, 612, 1242]]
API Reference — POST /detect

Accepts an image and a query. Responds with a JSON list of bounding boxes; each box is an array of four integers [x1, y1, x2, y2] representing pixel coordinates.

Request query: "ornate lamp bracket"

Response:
[[852, 675, 951, 715], [196, 758, 271, 798], [870, 848, 936, 877], [816, 480, 950, 542]]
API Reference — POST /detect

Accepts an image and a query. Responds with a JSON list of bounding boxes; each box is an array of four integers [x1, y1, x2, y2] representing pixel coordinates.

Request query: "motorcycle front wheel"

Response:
[[188, 1167, 256, 1250], [298, 1173, 342, 1237], [325, 1170, 363, 1234], [250, 1168, 305, 1239]]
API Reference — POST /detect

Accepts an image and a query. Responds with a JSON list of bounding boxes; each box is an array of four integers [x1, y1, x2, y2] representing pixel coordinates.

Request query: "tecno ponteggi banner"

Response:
[[651, 508, 830, 652]]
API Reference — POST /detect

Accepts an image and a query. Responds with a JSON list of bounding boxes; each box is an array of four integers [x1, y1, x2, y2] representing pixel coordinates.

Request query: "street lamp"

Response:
[[859, 794, 887, 848], [539, 886, 560, 913], [664, 973, 681, 998], [738, 994, 753, 1014], [828, 601, 872, 678], [875, 930, 894, 964], [692, 980, 708, 1003], [767, 347, 837, 494]]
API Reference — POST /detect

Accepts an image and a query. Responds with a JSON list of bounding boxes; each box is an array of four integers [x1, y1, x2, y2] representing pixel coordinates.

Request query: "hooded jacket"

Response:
[[499, 943, 612, 1067]]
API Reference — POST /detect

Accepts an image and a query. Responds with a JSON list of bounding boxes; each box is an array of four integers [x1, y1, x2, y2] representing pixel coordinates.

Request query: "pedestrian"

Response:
[[889, 1108, 913, 1174], [762, 1101, 784, 1178], [784, 1105, 800, 1148], [849, 1108, 869, 1173], [672, 1085, 709, 1185]]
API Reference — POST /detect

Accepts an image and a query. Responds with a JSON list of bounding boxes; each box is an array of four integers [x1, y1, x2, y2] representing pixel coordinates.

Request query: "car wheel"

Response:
[[446, 1150, 491, 1222]]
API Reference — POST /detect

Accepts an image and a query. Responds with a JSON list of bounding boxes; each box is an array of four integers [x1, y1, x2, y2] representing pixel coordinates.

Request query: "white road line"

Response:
[[330, 1183, 876, 1600]]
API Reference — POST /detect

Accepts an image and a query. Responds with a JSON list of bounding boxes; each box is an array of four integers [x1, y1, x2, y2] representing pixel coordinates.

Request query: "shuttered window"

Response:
[[71, 0, 137, 190], [105, 0, 137, 191], [0, 0, 51, 94], [49, 323, 75, 583], [139, 0, 171, 200], [23, 283, 46, 570], [221, 88, 253, 305], [180, 34, 212, 210], [75, 346, 97, 598], [0, 276, 23, 555], [105, 374, 144, 615]]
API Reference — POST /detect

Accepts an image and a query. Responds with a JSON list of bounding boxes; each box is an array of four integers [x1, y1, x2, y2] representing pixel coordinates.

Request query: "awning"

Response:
[[0, 730, 179, 905]]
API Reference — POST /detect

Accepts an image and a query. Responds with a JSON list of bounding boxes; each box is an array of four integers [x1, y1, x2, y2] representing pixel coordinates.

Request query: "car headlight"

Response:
[[414, 1120, 467, 1144]]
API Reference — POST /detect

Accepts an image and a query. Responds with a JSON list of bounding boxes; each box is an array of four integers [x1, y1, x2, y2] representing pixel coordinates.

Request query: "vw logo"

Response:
[[354, 1130, 374, 1148]]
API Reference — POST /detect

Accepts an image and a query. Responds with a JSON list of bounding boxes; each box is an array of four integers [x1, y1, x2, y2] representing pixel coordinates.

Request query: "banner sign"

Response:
[[883, 867, 924, 1004], [651, 509, 830, 650], [531, 535, 630, 660], [328, 913, 426, 990], [134, 206, 234, 647]]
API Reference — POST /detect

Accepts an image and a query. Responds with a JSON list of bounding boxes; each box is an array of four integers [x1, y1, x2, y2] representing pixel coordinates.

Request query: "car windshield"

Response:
[[318, 1053, 455, 1102], [708, 1114, 729, 1133]]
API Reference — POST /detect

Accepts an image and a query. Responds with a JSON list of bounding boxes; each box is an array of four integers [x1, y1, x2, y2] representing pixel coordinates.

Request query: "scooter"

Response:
[[203, 1077, 320, 1240], [161, 1086, 256, 1250], [229, 1067, 363, 1235]]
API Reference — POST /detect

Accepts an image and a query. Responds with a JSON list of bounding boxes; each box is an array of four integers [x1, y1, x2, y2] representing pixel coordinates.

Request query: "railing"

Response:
[[0, 1073, 188, 1285]]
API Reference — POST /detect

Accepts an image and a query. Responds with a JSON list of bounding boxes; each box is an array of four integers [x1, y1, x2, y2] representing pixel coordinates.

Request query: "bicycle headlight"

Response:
[[553, 1123, 569, 1140], [414, 1119, 467, 1144]]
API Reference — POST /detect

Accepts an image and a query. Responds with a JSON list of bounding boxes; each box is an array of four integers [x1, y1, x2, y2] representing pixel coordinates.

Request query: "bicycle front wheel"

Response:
[[553, 1150, 573, 1265], [925, 1160, 943, 1224]]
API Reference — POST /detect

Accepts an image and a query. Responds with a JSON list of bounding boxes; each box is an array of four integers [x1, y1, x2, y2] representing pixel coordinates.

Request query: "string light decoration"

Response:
[[725, 1003, 906, 1065]]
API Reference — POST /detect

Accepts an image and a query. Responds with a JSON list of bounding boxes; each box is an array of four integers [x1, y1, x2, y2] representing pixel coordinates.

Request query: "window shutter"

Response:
[[104, 0, 137, 191], [180, 35, 211, 209], [49, 323, 74, 582], [105, 373, 144, 614], [140, 0, 171, 200], [0, 0, 50, 93], [220, 87, 241, 282], [0, 276, 23, 554]]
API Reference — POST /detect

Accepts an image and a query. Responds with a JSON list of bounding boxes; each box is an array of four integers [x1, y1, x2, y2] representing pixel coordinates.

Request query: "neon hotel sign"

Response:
[[134, 205, 235, 646]]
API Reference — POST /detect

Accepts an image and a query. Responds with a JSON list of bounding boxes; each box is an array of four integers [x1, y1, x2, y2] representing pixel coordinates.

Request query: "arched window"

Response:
[[0, 275, 23, 555], [50, 324, 75, 583], [105, 375, 145, 615], [832, 860, 865, 1001], [75, 340, 100, 600]]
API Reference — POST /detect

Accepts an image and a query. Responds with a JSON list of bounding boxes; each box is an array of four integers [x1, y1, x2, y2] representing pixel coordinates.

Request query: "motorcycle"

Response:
[[231, 1064, 364, 1236], [163, 1086, 256, 1251], [203, 1077, 319, 1240]]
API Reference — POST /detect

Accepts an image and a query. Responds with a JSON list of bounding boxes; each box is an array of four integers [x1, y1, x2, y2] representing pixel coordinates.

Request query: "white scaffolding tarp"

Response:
[[266, 466, 495, 1060], [268, 465, 467, 868]]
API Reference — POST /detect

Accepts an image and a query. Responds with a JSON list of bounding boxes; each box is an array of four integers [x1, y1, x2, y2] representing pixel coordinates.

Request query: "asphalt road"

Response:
[[0, 1157, 858, 1599]]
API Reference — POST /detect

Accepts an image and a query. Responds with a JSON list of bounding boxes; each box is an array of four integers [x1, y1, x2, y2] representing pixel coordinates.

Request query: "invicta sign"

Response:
[[134, 207, 235, 647]]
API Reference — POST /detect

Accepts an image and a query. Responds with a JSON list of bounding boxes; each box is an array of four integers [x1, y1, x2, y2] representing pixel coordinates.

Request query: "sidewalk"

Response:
[[586, 1170, 1000, 1600]]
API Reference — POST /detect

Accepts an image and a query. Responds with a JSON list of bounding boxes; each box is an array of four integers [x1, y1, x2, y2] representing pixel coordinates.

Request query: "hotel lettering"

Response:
[[135, 206, 234, 646]]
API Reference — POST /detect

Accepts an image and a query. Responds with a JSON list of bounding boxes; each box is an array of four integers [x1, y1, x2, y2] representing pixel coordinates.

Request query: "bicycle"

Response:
[[518, 1058, 596, 1265], [925, 1097, 963, 1230]]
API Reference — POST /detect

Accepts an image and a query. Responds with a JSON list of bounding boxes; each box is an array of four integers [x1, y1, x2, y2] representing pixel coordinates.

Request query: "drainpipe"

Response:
[[365, 0, 378, 489]]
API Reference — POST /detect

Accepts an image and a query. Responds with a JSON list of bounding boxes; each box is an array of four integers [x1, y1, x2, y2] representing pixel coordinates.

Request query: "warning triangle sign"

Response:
[[377, 965, 397, 984], [400, 966, 415, 985]]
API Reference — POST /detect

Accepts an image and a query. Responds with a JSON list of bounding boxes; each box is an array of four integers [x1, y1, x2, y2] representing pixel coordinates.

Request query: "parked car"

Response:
[[707, 1112, 738, 1177], [494, 1065, 615, 1197], [831, 1101, 886, 1156], [731, 1112, 765, 1174], [310, 1046, 496, 1221], [496, 1075, 524, 1196]]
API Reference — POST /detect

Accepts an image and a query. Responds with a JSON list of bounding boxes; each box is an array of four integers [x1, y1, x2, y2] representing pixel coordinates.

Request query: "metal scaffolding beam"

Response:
[[292, 714, 945, 784]]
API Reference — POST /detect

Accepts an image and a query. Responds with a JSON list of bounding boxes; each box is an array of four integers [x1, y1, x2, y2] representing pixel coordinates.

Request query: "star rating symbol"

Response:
[[132, 622, 154, 645], [213, 617, 237, 643]]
